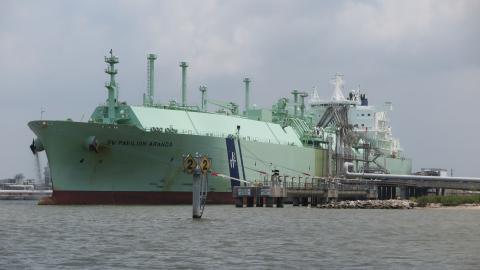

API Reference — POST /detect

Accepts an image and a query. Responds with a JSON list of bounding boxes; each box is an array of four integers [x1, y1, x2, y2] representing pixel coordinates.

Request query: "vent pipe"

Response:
[[300, 92, 308, 118], [144, 54, 157, 106], [180, 61, 188, 106], [243, 78, 251, 112], [291, 90, 299, 117], [199, 85, 207, 112]]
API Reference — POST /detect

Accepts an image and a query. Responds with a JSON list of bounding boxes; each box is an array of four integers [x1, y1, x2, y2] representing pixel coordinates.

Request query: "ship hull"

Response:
[[29, 120, 329, 204], [50, 190, 233, 204], [29, 120, 412, 204]]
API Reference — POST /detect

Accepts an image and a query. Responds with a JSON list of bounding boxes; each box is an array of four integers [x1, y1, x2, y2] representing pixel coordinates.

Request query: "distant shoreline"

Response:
[[422, 203, 480, 209]]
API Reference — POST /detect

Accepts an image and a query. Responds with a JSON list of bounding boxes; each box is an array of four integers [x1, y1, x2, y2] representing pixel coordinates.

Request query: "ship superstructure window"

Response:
[[361, 114, 364, 116]]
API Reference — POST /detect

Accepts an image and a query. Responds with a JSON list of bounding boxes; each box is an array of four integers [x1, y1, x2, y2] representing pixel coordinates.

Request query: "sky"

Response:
[[0, 0, 479, 180]]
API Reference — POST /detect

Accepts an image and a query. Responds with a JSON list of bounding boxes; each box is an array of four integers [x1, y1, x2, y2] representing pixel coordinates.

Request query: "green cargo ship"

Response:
[[28, 51, 411, 204]]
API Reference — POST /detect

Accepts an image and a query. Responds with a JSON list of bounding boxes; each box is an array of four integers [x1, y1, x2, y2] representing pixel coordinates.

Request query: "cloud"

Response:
[[0, 0, 479, 179], [337, 1, 471, 43]]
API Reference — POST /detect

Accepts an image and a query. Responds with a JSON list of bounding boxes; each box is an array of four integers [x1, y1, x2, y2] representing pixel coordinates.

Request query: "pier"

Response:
[[0, 190, 52, 200], [231, 163, 480, 208], [232, 172, 379, 208], [232, 170, 287, 207]]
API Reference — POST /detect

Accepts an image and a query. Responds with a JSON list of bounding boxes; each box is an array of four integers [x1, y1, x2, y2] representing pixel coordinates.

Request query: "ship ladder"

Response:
[[199, 174, 208, 217]]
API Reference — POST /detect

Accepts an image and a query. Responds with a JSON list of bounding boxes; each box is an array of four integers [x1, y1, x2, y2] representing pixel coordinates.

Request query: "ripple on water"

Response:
[[0, 201, 479, 270]]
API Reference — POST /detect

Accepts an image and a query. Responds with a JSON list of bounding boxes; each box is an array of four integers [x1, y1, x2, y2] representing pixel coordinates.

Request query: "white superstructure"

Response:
[[309, 74, 405, 160]]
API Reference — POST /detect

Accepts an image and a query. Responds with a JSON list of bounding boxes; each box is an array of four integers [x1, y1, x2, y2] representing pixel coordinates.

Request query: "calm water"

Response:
[[0, 201, 479, 270]]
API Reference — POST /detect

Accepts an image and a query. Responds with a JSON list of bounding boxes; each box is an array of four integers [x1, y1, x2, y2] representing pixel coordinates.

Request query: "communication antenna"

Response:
[[40, 106, 45, 120], [330, 73, 346, 101], [310, 86, 321, 103]]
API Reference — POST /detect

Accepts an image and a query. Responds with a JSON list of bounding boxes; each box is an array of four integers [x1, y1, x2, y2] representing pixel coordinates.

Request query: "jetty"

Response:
[[231, 163, 480, 208]]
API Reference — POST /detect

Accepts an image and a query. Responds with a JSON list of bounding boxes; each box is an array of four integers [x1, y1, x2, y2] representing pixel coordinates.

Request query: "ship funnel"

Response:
[[243, 78, 251, 112], [29, 138, 44, 154], [180, 62, 189, 106], [144, 54, 157, 106]]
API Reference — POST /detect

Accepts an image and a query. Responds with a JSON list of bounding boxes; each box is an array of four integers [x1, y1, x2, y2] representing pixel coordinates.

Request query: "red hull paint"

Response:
[[48, 190, 234, 205]]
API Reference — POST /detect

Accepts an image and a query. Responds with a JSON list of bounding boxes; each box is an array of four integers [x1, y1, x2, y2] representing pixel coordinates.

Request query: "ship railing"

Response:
[[104, 56, 119, 62], [179, 129, 195, 135], [285, 178, 376, 192], [285, 177, 334, 190], [145, 127, 293, 145]]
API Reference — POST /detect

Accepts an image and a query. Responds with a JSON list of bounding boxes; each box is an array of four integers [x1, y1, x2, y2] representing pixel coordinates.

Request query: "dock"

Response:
[[0, 190, 52, 200], [232, 164, 480, 208], [232, 170, 379, 208]]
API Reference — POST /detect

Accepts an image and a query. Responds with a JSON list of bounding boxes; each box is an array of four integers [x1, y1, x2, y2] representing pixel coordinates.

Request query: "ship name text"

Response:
[[106, 139, 173, 147]]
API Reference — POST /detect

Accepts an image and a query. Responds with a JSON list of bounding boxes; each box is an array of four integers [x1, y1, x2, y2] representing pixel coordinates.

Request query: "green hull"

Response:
[[29, 120, 330, 203]]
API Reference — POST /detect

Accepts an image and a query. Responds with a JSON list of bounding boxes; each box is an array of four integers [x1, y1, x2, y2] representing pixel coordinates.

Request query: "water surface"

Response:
[[1, 201, 479, 269]]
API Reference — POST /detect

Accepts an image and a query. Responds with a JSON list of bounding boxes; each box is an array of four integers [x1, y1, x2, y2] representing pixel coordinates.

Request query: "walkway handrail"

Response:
[[344, 162, 480, 182]]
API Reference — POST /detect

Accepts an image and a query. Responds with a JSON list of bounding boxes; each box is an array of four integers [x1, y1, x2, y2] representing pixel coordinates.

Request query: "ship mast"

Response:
[[104, 49, 119, 123], [331, 73, 346, 101]]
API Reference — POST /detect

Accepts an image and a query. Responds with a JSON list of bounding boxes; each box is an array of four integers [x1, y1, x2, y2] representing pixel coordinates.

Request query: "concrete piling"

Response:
[[184, 153, 211, 219], [192, 169, 202, 218]]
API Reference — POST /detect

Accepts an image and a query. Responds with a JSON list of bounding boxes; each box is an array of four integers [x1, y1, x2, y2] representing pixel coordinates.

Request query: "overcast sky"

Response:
[[0, 0, 479, 180]]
